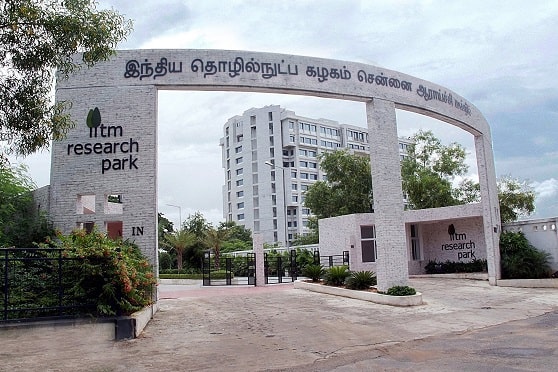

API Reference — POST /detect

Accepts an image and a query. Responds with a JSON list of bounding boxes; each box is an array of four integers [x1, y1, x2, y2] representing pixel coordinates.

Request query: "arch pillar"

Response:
[[366, 99, 408, 292]]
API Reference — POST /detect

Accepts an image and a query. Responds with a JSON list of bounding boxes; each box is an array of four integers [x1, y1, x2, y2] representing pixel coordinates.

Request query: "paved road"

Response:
[[1, 278, 558, 371]]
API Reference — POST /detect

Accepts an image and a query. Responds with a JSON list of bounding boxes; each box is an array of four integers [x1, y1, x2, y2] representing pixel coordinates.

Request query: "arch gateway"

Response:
[[50, 49, 501, 291]]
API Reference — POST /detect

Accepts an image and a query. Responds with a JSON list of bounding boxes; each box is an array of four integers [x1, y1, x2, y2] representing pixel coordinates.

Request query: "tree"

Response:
[[0, 162, 53, 247], [219, 220, 253, 254], [160, 228, 197, 271], [182, 211, 212, 269], [498, 176, 535, 223], [401, 130, 468, 209], [304, 150, 373, 219], [158, 212, 174, 242], [203, 227, 230, 270], [292, 216, 319, 245], [0, 0, 132, 157]]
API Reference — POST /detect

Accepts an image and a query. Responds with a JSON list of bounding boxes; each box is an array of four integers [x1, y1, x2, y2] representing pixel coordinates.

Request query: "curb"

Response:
[[294, 280, 423, 306]]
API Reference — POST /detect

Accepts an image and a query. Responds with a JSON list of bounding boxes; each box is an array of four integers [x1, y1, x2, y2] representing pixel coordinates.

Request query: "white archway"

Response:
[[52, 49, 500, 291]]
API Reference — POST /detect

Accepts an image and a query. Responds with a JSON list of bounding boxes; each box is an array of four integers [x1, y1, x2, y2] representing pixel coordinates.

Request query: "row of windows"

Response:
[[348, 143, 366, 150], [347, 130, 366, 142], [299, 149, 317, 157], [299, 160, 317, 168], [299, 122, 317, 132], [320, 140, 341, 148]]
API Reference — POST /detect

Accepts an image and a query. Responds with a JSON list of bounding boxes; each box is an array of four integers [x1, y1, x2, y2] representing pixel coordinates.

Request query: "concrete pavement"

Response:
[[1, 278, 558, 371]]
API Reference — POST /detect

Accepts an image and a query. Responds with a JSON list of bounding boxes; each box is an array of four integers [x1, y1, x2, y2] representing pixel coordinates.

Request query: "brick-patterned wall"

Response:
[[51, 85, 158, 266]]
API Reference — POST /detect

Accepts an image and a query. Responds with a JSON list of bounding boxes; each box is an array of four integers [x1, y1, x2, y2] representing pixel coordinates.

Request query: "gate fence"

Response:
[[201, 249, 350, 286], [1, 248, 95, 323], [202, 251, 256, 286]]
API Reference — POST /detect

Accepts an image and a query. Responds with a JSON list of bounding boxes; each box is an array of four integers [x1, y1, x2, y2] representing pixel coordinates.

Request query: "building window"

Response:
[[300, 161, 308, 167], [236, 190, 244, 197], [300, 173, 309, 179], [236, 179, 243, 186], [361, 225, 377, 262], [235, 145, 242, 153], [76, 194, 95, 214], [235, 157, 243, 164], [410, 224, 421, 261], [237, 213, 245, 220], [291, 170, 297, 178], [237, 202, 244, 209], [236, 168, 243, 175], [292, 195, 298, 202], [104, 194, 123, 215], [292, 183, 298, 190]]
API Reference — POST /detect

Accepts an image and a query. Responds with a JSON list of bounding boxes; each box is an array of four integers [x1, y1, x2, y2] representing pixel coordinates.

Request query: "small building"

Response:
[[319, 204, 487, 275]]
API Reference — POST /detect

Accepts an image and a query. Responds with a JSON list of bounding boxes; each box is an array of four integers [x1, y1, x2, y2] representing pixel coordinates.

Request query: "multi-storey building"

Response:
[[220, 105, 412, 247]]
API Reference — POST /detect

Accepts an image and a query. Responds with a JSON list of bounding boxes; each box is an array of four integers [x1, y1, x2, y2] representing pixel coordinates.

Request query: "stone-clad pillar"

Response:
[[366, 99, 408, 292], [253, 233, 266, 286], [475, 134, 501, 284]]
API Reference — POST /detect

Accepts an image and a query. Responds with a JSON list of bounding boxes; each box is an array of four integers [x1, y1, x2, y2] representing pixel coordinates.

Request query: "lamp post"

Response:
[[264, 161, 289, 248], [166, 203, 182, 230]]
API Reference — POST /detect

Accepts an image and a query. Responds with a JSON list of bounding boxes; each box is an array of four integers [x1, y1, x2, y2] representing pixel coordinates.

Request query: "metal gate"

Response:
[[202, 251, 255, 286], [264, 250, 299, 284]]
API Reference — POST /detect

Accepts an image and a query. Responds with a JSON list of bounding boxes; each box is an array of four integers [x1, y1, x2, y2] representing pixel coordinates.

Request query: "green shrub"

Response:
[[45, 229, 156, 316], [345, 271, 377, 290], [500, 231, 551, 279], [386, 286, 416, 296], [324, 265, 349, 286], [302, 264, 325, 282]]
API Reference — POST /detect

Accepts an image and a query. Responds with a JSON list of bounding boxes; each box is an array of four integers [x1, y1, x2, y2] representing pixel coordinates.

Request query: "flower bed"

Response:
[[294, 280, 423, 307]]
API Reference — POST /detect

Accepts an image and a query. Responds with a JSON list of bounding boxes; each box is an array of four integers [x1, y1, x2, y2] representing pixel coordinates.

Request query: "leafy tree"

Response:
[[292, 216, 319, 245], [182, 211, 212, 268], [203, 227, 230, 269], [401, 130, 468, 209], [304, 150, 373, 218], [218, 220, 252, 243], [158, 212, 174, 243], [219, 220, 253, 253], [160, 228, 197, 270], [0, 162, 53, 247], [0, 0, 132, 157], [498, 176, 535, 223]]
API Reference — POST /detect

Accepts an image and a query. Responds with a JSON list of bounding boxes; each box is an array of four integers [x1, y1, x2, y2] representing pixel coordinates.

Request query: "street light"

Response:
[[166, 203, 182, 229], [264, 161, 289, 248]]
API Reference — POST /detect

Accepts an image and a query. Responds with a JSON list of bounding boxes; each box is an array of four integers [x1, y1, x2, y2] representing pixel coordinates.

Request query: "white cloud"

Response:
[[532, 178, 558, 200]]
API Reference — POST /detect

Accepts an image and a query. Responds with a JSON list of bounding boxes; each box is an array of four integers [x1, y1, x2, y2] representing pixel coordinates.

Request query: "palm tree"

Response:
[[161, 228, 197, 270], [203, 227, 230, 270]]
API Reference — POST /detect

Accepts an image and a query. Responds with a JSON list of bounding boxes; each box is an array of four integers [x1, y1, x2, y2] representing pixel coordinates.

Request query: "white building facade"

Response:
[[221, 105, 413, 247]]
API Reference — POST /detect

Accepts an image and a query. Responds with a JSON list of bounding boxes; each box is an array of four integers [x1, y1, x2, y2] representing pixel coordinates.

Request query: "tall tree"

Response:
[[497, 176, 535, 223], [219, 220, 253, 254], [304, 150, 373, 218], [182, 211, 212, 269], [160, 228, 197, 270], [0, 0, 132, 157], [203, 227, 231, 270], [401, 130, 468, 209], [0, 163, 53, 247]]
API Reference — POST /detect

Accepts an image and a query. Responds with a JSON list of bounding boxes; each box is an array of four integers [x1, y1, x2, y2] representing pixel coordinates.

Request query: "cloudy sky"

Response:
[[13, 0, 558, 227]]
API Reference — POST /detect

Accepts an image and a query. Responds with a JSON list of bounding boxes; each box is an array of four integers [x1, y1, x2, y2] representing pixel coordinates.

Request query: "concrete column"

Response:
[[475, 134, 501, 284], [366, 99, 408, 292], [253, 233, 266, 286]]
